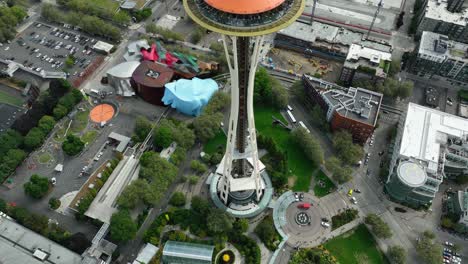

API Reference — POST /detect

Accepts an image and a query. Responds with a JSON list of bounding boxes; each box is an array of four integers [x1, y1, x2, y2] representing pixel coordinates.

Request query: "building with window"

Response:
[[302, 74, 382, 143], [416, 0, 468, 44], [385, 103, 468, 208], [409, 31, 468, 85], [162, 241, 214, 264], [447, 189, 468, 231], [339, 44, 392, 86]]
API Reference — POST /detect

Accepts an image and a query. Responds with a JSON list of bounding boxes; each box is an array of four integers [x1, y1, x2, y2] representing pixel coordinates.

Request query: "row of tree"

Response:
[[325, 131, 364, 183], [0, 5, 27, 43], [254, 67, 289, 109], [291, 127, 324, 165], [57, 0, 130, 25], [257, 134, 288, 189], [41, 4, 121, 41], [353, 78, 414, 100], [193, 91, 230, 142], [117, 151, 179, 209], [0, 80, 82, 182]]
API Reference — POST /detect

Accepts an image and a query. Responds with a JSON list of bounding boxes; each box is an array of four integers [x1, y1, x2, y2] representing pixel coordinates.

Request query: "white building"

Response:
[[386, 103, 468, 207]]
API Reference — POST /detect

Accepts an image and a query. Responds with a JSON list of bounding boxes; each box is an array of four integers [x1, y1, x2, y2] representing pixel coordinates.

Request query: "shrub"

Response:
[[331, 209, 359, 230], [24, 174, 50, 199], [169, 192, 186, 207]]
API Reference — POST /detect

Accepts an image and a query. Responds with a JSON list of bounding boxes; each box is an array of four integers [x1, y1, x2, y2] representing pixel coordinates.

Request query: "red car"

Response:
[[297, 203, 311, 209]]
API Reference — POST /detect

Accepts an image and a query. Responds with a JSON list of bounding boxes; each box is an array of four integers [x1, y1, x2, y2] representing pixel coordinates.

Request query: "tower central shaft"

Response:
[[236, 37, 249, 153]]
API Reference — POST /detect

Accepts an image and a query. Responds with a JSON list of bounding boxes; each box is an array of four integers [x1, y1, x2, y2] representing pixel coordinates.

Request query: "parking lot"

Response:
[[0, 22, 100, 79]]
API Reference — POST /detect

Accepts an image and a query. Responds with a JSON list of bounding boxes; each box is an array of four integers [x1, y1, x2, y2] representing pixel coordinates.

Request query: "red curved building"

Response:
[[131, 61, 174, 105]]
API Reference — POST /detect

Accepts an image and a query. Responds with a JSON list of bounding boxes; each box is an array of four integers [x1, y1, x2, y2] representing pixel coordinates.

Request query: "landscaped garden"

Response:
[[38, 152, 52, 164], [203, 130, 226, 155], [254, 105, 316, 191], [81, 130, 98, 144], [313, 169, 336, 197], [70, 109, 89, 134], [324, 224, 389, 264]]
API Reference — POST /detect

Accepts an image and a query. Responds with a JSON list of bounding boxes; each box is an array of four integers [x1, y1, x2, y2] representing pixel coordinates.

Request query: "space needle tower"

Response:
[[184, 0, 304, 213]]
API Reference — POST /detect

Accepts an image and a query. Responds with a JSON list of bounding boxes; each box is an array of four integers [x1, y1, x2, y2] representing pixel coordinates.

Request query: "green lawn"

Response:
[[203, 130, 226, 155], [54, 126, 68, 142], [81, 130, 98, 144], [324, 224, 389, 264], [70, 110, 89, 134], [38, 152, 52, 164], [313, 169, 336, 197], [254, 105, 316, 191], [0, 90, 23, 107], [202, 105, 317, 191]]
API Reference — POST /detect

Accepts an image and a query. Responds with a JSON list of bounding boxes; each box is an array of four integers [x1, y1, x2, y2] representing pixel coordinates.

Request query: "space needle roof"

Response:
[[204, 0, 286, 15], [183, 0, 305, 36]]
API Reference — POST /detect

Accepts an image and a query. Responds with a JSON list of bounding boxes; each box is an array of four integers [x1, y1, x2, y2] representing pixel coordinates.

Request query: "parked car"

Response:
[[51, 177, 56, 185], [321, 222, 330, 228]]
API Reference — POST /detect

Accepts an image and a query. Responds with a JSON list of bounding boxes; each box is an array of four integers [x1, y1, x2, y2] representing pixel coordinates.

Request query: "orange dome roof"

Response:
[[90, 104, 115, 123], [204, 0, 286, 15]]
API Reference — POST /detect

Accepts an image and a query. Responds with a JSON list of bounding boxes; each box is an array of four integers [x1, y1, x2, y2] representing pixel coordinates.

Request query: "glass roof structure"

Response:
[[162, 241, 214, 264]]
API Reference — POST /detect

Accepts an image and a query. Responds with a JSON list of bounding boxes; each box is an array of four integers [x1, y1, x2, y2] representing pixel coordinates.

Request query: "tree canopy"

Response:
[[24, 174, 49, 199], [388, 245, 406, 264], [364, 213, 392, 239], [291, 127, 324, 165], [207, 209, 234, 235], [62, 134, 85, 156], [332, 130, 363, 165], [416, 231, 443, 264], [132, 116, 152, 143], [254, 67, 289, 109], [110, 210, 137, 242], [117, 179, 157, 209], [193, 91, 229, 142], [169, 192, 186, 207]]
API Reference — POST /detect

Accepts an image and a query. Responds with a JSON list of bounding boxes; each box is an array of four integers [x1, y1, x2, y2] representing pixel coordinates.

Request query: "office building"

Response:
[[385, 103, 468, 208], [302, 74, 382, 143], [339, 44, 392, 86], [410, 31, 468, 85], [416, 0, 468, 43]]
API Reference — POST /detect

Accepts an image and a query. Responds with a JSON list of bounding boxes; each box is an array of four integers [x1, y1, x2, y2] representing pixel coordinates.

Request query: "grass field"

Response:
[[203, 130, 226, 155], [254, 105, 316, 191], [38, 152, 52, 164], [202, 105, 316, 191], [0, 90, 23, 107], [70, 110, 89, 134], [81, 130, 98, 144], [313, 169, 336, 197], [324, 224, 389, 264]]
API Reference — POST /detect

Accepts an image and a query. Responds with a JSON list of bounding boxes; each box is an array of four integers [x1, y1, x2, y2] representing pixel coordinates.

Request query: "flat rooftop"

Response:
[[85, 153, 140, 224], [0, 216, 82, 264], [419, 31, 468, 61], [423, 0, 468, 26], [277, 21, 392, 52], [322, 87, 382, 126], [400, 103, 468, 174]]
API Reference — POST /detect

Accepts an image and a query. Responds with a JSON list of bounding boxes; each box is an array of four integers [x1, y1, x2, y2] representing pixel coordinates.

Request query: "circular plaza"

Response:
[[273, 191, 331, 247]]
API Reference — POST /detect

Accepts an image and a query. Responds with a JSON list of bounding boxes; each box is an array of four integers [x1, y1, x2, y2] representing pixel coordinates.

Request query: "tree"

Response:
[[112, 11, 130, 25], [416, 231, 443, 264], [0, 148, 26, 177], [254, 216, 278, 250], [38, 115, 56, 134], [310, 105, 328, 130], [62, 134, 84, 156], [254, 67, 273, 104], [109, 210, 137, 242], [191, 196, 210, 216], [169, 192, 186, 207], [53, 104, 68, 120], [365, 213, 392, 239], [133, 116, 152, 142], [191, 160, 208, 174], [24, 127, 45, 150], [153, 125, 173, 149], [0, 198, 7, 212], [49, 197, 61, 210], [207, 209, 234, 234], [24, 174, 49, 199], [203, 91, 230, 114], [65, 55, 75, 68], [325, 156, 341, 174], [0, 129, 23, 156], [117, 179, 156, 209], [387, 245, 406, 264], [398, 80, 414, 99], [271, 79, 289, 109], [188, 175, 199, 185], [193, 112, 223, 142], [332, 130, 363, 165], [332, 166, 353, 184], [49, 79, 70, 98], [388, 60, 401, 77], [291, 127, 324, 164]]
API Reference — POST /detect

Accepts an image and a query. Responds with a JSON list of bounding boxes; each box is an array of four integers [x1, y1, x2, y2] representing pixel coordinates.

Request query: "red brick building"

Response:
[[302, 74, 382, 144]]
